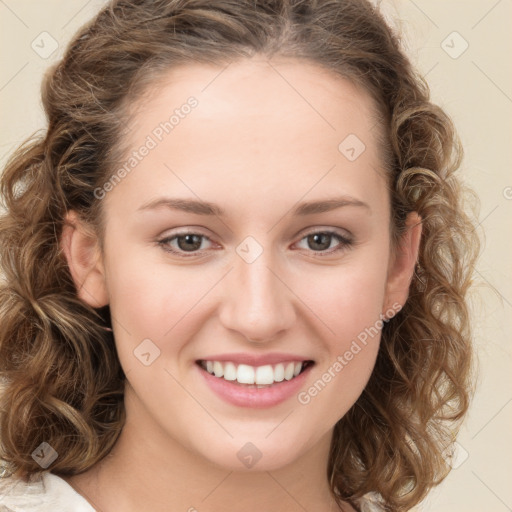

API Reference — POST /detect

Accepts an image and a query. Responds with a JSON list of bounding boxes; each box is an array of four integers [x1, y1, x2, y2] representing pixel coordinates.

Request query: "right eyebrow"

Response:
[[137, 197, 225, 216]]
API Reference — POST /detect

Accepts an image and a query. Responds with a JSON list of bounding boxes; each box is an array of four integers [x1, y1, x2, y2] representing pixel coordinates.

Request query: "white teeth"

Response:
[[223, 362, 237, 381], [237, 364, 255, 384], [255, 365, 274, 385], [284, 362, 295, 381], [201, 360, 310, 385], [213, 361, 224, 378], [274, 363, 285, 382]]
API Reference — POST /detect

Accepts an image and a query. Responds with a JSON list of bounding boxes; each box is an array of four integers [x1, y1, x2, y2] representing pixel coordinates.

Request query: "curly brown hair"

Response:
[[0, 0, 479, 510]]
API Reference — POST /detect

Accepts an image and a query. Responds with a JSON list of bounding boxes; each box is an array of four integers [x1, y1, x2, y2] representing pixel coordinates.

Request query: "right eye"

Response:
[[157, 231, 215, 257]]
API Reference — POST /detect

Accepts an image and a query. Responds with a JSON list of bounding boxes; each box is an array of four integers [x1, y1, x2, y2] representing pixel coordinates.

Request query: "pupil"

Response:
[[308, 233, 331, 251], [178, 234, 202, 251]]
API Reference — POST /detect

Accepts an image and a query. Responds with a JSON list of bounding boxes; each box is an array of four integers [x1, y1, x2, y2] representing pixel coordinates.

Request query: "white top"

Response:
[[0, 472, 95, 511], [0, 471, 384, 511]]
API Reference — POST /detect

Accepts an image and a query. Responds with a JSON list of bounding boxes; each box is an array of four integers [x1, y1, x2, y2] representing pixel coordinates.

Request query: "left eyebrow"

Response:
[[292, 197, 371, 215]]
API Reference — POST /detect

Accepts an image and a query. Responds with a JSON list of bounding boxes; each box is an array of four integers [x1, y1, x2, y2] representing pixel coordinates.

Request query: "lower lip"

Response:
[[197, 363, 314, 409]]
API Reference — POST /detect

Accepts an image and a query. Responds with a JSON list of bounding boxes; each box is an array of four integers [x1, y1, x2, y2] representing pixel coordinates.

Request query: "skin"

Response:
[[60, 57, 421, 512]]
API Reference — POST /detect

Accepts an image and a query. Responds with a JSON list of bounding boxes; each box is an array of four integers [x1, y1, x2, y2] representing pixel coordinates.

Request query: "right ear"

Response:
[[60, 210, 109, 308]]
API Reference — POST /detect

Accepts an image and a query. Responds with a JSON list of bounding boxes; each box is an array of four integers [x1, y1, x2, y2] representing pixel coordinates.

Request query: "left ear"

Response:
[[383, 212, 422, 314]]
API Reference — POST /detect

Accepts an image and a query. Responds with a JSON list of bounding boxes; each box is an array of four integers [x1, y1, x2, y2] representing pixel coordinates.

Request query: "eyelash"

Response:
[[157, 229, 354, 258]]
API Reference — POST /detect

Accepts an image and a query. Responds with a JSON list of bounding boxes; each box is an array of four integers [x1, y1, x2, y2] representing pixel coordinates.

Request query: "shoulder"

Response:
[[0, 471, 95, 512], [352, 492, 387, 512]]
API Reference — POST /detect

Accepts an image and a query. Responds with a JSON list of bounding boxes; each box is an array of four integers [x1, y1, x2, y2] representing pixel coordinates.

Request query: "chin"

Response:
[[190, 431, 317, 473]]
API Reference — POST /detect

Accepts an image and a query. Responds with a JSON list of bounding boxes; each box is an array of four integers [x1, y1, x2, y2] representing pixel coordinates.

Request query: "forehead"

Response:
[[107, 58, 388, 217], [128, 57, 383, 144]]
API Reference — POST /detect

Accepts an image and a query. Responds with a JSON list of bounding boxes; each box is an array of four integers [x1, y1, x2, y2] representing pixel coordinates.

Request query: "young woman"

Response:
[[0, 1, 479, 511]]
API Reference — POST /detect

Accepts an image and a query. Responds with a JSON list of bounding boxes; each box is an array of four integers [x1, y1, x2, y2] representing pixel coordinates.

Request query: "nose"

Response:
[[218, 249, 296, 343]]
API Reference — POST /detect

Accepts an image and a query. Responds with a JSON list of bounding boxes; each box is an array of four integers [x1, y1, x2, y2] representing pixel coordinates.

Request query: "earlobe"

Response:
[[383, 212, 422, 314], [60, 210, 109, 308]]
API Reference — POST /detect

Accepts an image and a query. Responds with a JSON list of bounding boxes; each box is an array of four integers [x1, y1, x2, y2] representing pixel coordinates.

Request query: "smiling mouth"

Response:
[[196, 360, 315, 387]]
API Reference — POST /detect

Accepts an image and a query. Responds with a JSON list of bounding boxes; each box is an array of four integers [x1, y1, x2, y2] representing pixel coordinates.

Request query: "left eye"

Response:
[[294, 231, 351, 254]]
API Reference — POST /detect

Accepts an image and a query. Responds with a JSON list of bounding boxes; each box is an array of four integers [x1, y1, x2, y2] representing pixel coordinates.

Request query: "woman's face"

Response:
[[70, 58, 419, 471]]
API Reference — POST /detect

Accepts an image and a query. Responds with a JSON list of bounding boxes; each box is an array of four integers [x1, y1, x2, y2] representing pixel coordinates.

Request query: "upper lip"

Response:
[[196, 352, 315, 367]]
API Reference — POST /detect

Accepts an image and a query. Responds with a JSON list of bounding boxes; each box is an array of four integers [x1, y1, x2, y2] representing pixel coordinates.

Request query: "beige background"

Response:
[[0, 1, 511, 510]]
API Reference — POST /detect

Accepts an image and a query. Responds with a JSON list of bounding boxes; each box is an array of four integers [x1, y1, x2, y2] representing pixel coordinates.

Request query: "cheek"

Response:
[[295, 275, 384, 421], [104, 250, 218, 356], [298, 258, 389, 340], [291, 256, 388, 403]]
